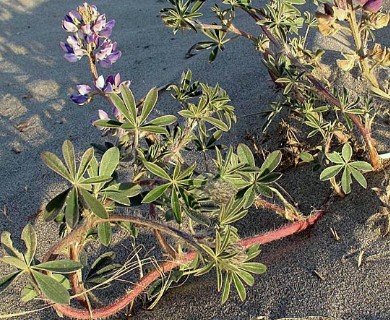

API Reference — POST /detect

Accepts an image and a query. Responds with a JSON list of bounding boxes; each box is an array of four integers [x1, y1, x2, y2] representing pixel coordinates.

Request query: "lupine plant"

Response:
[[0, 2, 387, 319], [0, 3, 324, 319], [161, 0, 389, 196]]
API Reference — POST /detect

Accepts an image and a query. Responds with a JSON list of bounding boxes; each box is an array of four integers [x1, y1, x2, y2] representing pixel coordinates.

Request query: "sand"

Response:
[[0, 0, 389, 319]]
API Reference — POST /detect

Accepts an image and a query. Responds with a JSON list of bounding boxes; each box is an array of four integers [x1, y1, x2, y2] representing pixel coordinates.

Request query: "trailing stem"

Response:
[[51, 210, 324, 319]]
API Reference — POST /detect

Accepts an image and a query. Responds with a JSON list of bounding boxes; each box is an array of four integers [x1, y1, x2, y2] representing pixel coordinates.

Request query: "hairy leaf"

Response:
[[79, 188, 108, 219], [21, 224, 37, 266], [41, 152, 72, 181], [44, 188, 70, 221], [65, 188, 79, 228], [1, 232, 24, 260], [98, 222, 112, 246], [33, 260, 82, 274], [0, 271, 20, 293], [31, 270, 70, 305], [140, 87, 158, 124]]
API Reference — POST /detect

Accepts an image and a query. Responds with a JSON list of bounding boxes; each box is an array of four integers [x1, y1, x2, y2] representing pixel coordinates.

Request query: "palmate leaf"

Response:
[[44, 188, 70, 221], [21, 224, 37, 266], [32, 260, 82, 273], [203, 116, 229, 131], [349, 166, 367, 189], [139, 125, 168, 134], [350, 161, 373, 171], [240, 262, 267, 274], [94, 119, 123, 128], [221, 272, 232, 304], [31, 270, 70, 305], [80, 175, 112, 185], [342, 143, 352, 162], [171, 188, 182, 223], [326, 152, 344, 164]]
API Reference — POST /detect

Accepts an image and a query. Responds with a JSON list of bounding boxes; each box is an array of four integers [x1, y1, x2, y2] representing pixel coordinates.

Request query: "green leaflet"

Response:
[[31, 270, 70, 305], [32, 260, 82, 274], [21, 224, 37, 266]]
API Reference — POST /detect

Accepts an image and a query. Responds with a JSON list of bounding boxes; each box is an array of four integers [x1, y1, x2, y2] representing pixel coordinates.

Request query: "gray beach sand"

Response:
[[0, 1, 389, 319]]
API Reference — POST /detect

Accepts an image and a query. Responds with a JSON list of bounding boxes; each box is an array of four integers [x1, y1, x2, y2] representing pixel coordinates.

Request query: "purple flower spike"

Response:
[[363, 0, 383, 12]]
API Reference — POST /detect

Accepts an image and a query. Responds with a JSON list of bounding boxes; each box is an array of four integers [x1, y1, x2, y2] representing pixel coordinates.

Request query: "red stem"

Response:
[[52, 210, 324, 319]]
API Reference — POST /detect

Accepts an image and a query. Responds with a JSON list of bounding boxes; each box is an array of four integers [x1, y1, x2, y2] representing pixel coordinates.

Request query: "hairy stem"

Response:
[[150, 204, 178, 258], [69, 244, 90, 309], [52, 210, 324, 319]]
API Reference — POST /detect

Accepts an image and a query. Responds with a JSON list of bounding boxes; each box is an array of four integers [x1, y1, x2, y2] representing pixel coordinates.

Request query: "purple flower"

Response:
[[63, 10, 82, 32], [95, 40, 121, 68], [94, 73, 130, 93], [60, 35, 87, 62], [70, 84, 92, 105], [100, 20, 115, 38]]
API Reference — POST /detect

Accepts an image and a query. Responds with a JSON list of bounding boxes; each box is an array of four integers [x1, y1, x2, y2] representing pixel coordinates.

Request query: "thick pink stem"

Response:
[[53, 210, 324, 319]]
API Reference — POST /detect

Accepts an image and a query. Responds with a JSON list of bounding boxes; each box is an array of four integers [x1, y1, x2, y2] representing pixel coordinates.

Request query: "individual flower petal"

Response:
[[99, 51, 121, 68], [98, 109, 109, 120], [64, 53, 80, 63], [93, 14, 107, 32], [71, 94, 90, 105], [95, 75, 105, 90], [81, 23, 92, 35], [104, 82, 114, 93], [77, 84, 92, 95], [100, 20, 115, 37], [63, 20, 79, 32]]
